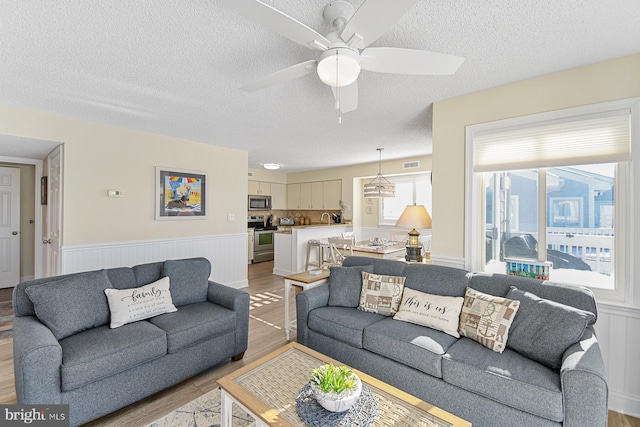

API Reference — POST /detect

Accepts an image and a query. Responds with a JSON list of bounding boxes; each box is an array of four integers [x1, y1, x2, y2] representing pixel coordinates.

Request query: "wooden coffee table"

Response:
[[218, 342, 471, 427]]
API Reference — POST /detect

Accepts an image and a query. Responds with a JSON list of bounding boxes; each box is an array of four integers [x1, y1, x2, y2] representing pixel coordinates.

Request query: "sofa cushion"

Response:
[[308, 306, 384, 348], [59, 321, 166, 392], [443, 338, 564, 422], [104, 277, 177, 328], [458, 287, 520, 353], [358, 272, 405, 316], [149, 301, 236, 353], [403, 264, 470, 297], [25, 270, 113, 340], [132, 261, 164, 286], [363, 318, 458, 378], [505, 286, 595, 370], [393, 288, 464, 338], [343, 256, 406, 276], [328, 265, 374, 307], [162, 258, 210, 306]]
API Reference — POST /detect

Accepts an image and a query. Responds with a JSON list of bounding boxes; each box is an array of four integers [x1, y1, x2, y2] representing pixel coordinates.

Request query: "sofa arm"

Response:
[[560, 326, 608, 427], [295, 284, 330, 345], [207, 281, 250, 356], [13, 316, 63, 404]]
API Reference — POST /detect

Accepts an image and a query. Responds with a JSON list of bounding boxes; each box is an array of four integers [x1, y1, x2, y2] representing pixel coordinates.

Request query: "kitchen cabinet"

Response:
[[271, 183, 286, 209], [322, 180, 342, 209], [248, 180, 270, 196], [300, 183, 312, 209], [287, 183, 301, 209], [311, 181, 323, 209], [286, 180, 342, 210]]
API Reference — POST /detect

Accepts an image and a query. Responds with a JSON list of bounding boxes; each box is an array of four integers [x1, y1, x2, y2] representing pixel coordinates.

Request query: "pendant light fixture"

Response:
[[364, 148, 395, 198]]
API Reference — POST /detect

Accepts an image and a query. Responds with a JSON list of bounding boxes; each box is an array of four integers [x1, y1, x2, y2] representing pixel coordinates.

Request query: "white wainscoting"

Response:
[[430, 255, 466, 269], [60, 233, 248, 289], [594, 303, 640, 417]]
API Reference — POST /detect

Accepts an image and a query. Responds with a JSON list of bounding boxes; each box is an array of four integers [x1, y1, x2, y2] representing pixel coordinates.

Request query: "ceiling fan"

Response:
[[219, 0, 464, 114]]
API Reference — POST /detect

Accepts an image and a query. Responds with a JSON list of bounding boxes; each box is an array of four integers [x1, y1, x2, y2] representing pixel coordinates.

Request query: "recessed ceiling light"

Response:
[[263, 163, 280, 170]]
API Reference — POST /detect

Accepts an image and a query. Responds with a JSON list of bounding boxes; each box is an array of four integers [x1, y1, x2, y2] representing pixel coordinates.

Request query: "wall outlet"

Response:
[[227, 213, 235, 221], [107, 189, 123, 198]]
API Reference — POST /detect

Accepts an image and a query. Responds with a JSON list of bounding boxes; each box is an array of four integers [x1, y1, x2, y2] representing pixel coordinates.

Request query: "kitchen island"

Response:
[[273, 223, 352, 276]]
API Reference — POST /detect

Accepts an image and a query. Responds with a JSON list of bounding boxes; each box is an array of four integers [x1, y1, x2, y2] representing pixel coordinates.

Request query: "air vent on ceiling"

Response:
[[402, 161, 420, 169], [248, 172, 254, 177]]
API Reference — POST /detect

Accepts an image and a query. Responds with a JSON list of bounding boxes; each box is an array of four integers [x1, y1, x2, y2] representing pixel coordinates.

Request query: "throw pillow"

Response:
[[358, 272, 406, 316], [393, 288, 464, 338], [328, 265, 374, 307], [104, 277, 178, 328], [25, 270, 113, 340], [505, 286, 596, 370], [162, 258, 210, 306], [458, 287, 520, 353]]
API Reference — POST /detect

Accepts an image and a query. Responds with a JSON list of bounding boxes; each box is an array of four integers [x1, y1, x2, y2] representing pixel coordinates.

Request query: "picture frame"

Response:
[[155, 167, 206, 220], [505, 258, 552, 280], [40, 176, 47, 205]]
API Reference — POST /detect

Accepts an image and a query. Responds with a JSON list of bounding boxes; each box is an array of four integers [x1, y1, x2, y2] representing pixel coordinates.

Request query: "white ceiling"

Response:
[[1, 1, 639, 171]]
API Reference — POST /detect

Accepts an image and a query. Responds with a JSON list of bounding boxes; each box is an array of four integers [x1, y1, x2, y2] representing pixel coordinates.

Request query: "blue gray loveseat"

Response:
[[296, 256, 607, 427], [12, 257, 249, 426]]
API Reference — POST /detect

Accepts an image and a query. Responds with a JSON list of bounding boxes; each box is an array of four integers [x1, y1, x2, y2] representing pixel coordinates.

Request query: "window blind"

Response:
[[473, 110, 631, 172]]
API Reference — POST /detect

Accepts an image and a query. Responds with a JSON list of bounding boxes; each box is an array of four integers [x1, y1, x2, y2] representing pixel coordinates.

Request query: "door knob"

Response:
[[42, 239, 52, 244], [12, 231, 18, 235]]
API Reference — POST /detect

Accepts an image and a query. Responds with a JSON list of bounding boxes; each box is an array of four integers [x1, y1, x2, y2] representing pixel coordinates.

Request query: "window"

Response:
[[379, 173, 432, 226], [466, 98, 638, 302]]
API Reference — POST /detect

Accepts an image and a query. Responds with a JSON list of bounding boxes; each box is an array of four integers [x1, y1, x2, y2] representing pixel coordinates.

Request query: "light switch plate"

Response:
[[227, 213, 235, 221], [107, 189, 123, 198]]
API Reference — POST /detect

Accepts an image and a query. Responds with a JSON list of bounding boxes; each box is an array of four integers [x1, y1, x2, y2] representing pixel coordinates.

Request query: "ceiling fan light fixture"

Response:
[[317, 47, 360, 87], [262, 163, 281, 170]]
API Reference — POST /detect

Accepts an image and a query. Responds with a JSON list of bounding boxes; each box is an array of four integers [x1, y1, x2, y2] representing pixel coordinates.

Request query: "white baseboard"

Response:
[[609, 391, 640, 418]]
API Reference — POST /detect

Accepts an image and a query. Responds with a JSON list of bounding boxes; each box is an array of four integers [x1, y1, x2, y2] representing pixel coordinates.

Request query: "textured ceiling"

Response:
[[1, 1, 639, 172]]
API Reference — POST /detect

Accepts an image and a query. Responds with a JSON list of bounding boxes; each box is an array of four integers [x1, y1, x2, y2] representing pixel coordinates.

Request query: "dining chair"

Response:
[[327, 237, 354, 266]]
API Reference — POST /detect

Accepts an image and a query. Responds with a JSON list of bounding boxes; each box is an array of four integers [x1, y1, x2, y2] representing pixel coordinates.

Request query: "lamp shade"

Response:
[[395, 205, 432, 229]]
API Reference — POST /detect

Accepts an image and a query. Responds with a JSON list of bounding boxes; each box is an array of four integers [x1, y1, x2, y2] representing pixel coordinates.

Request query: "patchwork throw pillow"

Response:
[[505, 286, 596, 370], [358, 272, 405, 316], [104, 277, 177, 328], [458, 287, 520, 353], [328, 265, 374, 307], [393, 288, 464, 338], [25, 270, 113, 340]]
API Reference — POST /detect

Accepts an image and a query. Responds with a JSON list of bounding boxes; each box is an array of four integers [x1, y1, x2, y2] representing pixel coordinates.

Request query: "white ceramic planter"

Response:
[[311, 376, 362, 412]]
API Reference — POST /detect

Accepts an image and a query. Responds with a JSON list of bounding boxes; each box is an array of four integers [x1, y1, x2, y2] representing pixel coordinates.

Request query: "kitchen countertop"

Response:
[[290, 223, 348, 229]]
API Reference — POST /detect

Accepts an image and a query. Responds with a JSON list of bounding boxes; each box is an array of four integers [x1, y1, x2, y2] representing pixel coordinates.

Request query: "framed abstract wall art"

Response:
[[155, 167, 207, 220]]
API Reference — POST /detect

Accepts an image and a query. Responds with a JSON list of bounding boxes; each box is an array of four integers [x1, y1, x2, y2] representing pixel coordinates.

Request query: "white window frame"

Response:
[[465, 98, 639, 303], [378, 172, 432, 226]]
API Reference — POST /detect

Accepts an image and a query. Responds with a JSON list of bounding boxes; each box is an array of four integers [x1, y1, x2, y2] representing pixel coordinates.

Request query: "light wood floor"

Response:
[[1, 262, 638, 426]]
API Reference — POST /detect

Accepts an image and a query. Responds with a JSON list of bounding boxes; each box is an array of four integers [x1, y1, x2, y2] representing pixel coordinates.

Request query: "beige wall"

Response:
[[0, 104, 248, 246], [0, 163, 35, 278], [248, 168, 286, 183], [432, 53, 640, 259]]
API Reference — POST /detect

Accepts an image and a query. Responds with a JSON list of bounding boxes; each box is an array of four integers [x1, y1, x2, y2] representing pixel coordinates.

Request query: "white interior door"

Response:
[[0, 166, 21, 288], [45, 146, 62, 277]]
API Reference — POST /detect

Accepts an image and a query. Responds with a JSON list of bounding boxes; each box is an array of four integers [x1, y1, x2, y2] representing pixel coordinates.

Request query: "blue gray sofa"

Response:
[[296, 256, 607, 427], [12, 257, 249, 426]]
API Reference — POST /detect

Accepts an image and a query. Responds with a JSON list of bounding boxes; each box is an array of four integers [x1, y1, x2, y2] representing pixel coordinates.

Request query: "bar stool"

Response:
[[306, 239, 329, 270]]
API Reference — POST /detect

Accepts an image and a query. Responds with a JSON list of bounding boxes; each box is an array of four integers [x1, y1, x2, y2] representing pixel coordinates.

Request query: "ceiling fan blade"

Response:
[[340, 0, 420, 49], [219, 0, 331, 51], [241, 60, 317, 92], [331, 81, 358, 113], [360, 47, 465, 75]]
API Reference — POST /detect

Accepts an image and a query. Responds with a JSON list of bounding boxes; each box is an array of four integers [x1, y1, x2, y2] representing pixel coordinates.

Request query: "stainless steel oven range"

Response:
[[247, 215, 277, 263]]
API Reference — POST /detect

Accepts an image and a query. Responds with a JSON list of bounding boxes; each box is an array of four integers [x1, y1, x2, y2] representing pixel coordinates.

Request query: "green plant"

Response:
[[310, 364, 358, 394]]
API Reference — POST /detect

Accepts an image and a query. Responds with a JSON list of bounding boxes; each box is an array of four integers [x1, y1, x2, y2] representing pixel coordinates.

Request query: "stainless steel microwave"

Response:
[[248, 195, 271, 210]]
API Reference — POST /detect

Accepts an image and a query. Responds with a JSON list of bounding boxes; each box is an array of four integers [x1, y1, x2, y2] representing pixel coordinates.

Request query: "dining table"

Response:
[[352, 240, 407, 259]]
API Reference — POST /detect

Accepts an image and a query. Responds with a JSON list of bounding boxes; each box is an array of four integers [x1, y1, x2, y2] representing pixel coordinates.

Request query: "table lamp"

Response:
[[395, 205, 432, 262]]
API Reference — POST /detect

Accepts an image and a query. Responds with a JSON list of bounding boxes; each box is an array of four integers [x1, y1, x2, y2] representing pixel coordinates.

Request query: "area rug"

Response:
[[147, 387, 254, 427]]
